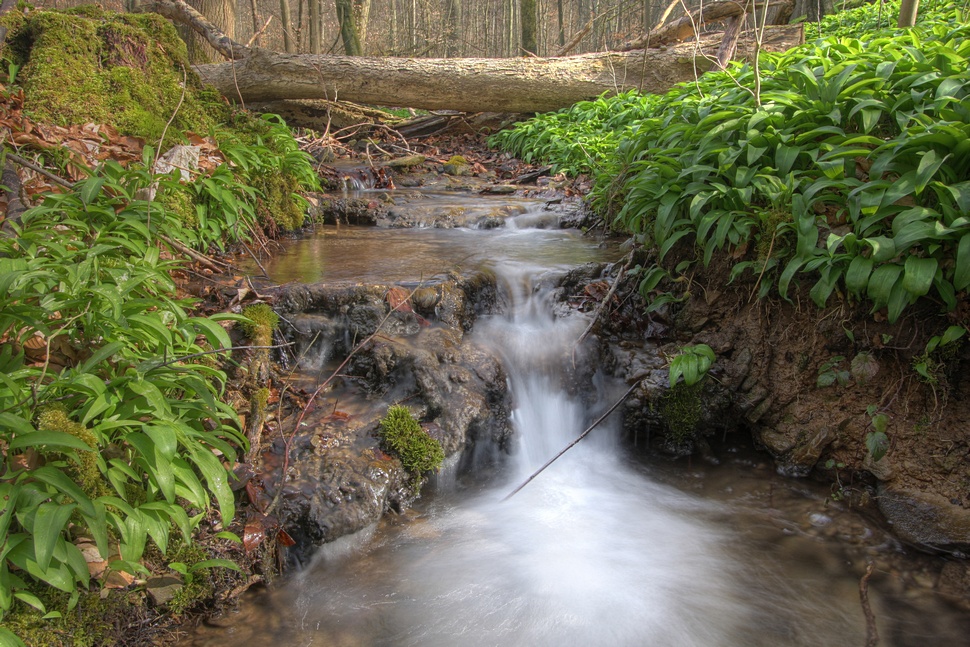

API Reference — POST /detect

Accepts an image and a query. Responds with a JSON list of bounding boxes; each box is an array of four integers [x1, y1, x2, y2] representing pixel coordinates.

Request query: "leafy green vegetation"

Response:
[[377, 405, 444, 475], [667, 344, 716, 387], [0, 161, 255, 634], [491, 2, 969, 331], [0, 11, 318, 638]]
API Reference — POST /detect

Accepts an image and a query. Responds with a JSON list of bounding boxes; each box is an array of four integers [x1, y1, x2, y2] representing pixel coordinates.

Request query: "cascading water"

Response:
[[192, 199, 969, 647]]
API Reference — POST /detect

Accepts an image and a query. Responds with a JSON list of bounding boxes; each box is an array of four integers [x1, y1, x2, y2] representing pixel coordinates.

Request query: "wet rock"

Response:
[[755, 426, 796, 455], [780, 426, 835, 477], [938, 560, 970, 610], [385, 154, 426, 169], [878, 485, 970, 551], [281, 446, 408, 565]]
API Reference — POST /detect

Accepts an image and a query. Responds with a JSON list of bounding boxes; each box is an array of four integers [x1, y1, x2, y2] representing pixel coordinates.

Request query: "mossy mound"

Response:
[[5, 6, 225, 144], [378, 405, 444, 475]]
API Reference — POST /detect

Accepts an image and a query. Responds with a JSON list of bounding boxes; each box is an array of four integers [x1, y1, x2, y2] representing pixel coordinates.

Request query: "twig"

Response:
[[246, 15, 273, 47], [502, 381, 640, 501], [149, 65, 188, 230], [145, 343, 293, 372], [572, 252, 634, 363], [6, 152, 73, 189], [158, 233, 229, 272], [859, 561, 879, 647], [748, 228, 776, 303]]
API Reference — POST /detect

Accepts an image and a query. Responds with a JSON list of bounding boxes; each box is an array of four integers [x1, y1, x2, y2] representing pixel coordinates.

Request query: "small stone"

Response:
[[146, 575, 184, 607], [809, 512, 832, 527]]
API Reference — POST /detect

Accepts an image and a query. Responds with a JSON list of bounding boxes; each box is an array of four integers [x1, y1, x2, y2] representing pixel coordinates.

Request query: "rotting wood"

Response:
[[142, 0, 802, 114], [616, 0, 787, 51], [192, 27, 803, 114]]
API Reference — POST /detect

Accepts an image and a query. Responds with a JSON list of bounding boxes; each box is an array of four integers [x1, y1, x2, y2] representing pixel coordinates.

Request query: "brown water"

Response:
[[195, 199, 968, 647], [252, 222, 617, 285]]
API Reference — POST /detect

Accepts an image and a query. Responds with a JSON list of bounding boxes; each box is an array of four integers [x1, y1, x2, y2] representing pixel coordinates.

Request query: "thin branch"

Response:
[[503, 381, 640, 501], [145, 343, 294, 372], [859, 561, 879, 647], [572, 252, 634, 362], [6, 152, 73, 189], [134, 0, 251, 60]]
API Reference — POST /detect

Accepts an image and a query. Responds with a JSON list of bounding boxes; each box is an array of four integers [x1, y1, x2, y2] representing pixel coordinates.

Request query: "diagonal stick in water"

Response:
[[502, 380, 640, 501]]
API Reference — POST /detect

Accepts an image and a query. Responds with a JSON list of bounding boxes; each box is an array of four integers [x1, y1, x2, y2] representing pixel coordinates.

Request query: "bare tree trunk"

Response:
[[193, 26, 803, 112], [557, 0, 565, 46], [897, 0, 919, 27], [521, 0, 537, 54], [355, 0, 372, 46], [443, 0, 461, 56], [280, 0, 296, 52], [309, 0, 321, 52], [335, 0, 363, 54]]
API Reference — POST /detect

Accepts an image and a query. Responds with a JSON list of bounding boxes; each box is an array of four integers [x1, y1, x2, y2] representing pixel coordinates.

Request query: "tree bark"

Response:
[[336, 0, 363, 55], [897, 0, 919, 27], [521, 0, 537, 55], [193, 25, 803, 113], [280, 0, 295, 53]]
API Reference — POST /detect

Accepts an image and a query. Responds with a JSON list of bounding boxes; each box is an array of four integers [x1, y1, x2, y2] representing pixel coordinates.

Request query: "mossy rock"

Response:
[[6, 6, 224, 144]]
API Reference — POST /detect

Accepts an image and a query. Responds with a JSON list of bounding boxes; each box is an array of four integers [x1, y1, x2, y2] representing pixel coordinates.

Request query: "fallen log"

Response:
[[193, 25, 803, 114]]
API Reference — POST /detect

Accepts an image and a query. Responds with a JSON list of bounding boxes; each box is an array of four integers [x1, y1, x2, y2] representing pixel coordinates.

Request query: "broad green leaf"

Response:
[[79, 177, 104, 206], [29, 467, 96, 518], [955, 233, 970, 291], [0, 626, 27, 647], [8, 430, 94, 453], [915, 150, 948, 194], [845, 256, 873, 296], [863, 236, 896, 262], [32, 503, 76, 573], [866, 430, 889, 462], [902, 256, 937, 298], [867, 263, 903, 311]]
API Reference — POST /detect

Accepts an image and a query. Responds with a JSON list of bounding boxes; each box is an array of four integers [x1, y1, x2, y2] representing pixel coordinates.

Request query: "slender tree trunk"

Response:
[[309, 0, 321, 52], [897, 0, 919, 27], [521, 0, 537, 54], [557, 0, 565, 46], [280, 0, 296, 52], [355, 0, 371, 46], [443, 0, 461, 56], [336, 0, 363, 54]]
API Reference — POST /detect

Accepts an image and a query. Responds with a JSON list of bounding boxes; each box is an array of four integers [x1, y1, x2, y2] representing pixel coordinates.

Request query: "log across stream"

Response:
[[186, 188, 968, 646]]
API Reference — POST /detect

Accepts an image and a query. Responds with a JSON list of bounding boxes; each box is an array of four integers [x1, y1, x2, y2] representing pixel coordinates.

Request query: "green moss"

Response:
[[158, 182, 198, 228], [377, 405, 444, 475], [2, 583, 137, 647], [7, 8, 223, 146], [241, 303, 279, 347], [659, 381, 703, 446], [35, 406, 106, 499], [165, 542, 215, 616]]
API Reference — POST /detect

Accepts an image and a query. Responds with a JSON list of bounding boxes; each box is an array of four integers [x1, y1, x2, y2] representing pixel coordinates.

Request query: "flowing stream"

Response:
[[188, 192, 968, 646]]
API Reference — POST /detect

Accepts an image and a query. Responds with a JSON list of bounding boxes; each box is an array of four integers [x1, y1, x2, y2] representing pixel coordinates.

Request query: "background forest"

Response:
[[39, 0, 831, 59]]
